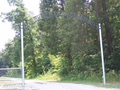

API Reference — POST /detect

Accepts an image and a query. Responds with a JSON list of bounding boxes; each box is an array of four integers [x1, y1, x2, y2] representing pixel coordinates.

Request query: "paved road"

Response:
[[0, 77, 120, 90]]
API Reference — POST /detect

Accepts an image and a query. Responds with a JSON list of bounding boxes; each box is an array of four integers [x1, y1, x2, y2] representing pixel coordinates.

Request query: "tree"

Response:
[[1, 0, 39, 77]]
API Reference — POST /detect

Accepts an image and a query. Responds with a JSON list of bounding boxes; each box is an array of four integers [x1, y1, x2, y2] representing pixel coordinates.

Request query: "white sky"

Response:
[[0, 0, 40, 51]]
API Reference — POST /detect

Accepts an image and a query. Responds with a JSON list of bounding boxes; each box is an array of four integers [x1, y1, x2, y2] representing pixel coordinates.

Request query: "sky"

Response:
[[0, 0, 40, 51]]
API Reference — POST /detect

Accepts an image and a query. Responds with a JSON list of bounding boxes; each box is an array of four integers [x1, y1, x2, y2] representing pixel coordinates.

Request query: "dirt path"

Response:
[[0, 77, 120, 90]]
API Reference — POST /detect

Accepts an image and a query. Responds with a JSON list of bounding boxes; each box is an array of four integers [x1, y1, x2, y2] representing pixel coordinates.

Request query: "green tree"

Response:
[[95, 0, 120, 71], [1, 0, 39, 77], [39, 0, 60, 55]]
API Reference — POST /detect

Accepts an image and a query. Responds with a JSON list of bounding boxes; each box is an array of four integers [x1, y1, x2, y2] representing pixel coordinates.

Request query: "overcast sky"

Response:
[[0, 0, 40, 51]]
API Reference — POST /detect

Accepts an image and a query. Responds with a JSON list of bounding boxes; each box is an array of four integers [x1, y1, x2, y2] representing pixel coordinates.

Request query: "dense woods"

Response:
[[0, 0, 120, 82]]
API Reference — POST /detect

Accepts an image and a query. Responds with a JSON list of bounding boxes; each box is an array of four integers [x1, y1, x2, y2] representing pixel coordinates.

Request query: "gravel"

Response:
[[0, 78, 120, 90]]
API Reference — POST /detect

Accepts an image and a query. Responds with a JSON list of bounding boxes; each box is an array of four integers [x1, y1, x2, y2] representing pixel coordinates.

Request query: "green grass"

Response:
[[34, 71, 120, 89], [59, 80, 120, 89], [35, 77, 120, 89], [35, 70, 61, 81]]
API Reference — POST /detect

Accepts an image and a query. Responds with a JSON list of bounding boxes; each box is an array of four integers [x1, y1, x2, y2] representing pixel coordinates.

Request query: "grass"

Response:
[[34, 71, 120, 89], [59, 80, 120, 89], [0, 77, 21, 85], [35, 70, 61, 81], [0, 74, 119, 89]]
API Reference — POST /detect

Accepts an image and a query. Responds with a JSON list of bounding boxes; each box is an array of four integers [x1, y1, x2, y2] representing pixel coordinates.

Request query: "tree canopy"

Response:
[[0, 0, 120, 81]]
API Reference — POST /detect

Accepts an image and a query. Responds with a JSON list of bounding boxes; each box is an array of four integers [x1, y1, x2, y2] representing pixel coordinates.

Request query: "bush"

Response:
[[6, 69, 21, 78], [106, 70, 120, 82]]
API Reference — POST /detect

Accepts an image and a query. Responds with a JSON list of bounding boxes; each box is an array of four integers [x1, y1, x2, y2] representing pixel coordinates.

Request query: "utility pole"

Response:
[[95, 0, 106, 85], [84, 0, 106, 85], [21, 22, 25, 90], [99, 23, 106, 85], [20, 0, 25, 89]]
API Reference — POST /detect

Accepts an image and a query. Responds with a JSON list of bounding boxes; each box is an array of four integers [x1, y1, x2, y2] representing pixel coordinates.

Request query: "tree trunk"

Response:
[[95, 0, 99, 17], [59, 0, 65, 11], [68, 47, 72, 66], [29, 30, 37, 75], [101, 0, 113, 56], [67, 42, 73, 71]]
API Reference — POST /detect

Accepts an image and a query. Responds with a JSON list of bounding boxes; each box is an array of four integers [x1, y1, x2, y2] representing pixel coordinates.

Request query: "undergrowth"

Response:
[[35, 70, 120, 88]]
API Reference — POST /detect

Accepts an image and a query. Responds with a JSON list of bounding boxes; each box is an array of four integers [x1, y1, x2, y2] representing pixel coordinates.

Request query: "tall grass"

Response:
[[35, 70, 120, 88], [35, 70, 61, 81]]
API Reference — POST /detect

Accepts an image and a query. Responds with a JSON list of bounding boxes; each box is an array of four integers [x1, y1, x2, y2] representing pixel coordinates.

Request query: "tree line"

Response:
[[0, 0, 120, 81]]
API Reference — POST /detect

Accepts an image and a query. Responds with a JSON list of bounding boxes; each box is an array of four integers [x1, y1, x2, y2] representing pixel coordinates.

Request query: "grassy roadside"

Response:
[[34, 78, 120, 89], [34, 79, 120, 89], [58, 80, 120, 89], [34, 72, 120, 89]]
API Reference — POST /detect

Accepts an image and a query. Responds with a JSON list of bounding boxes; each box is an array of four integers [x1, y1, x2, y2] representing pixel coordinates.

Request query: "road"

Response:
[[0, 77, 120, 90]]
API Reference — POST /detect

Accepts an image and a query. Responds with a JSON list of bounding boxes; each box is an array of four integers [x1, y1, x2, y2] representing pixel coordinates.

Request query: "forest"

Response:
[[0, 0, 120, 82]]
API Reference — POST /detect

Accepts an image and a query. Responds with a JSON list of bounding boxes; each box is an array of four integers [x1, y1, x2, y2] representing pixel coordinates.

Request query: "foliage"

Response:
[[5, 69, 21, 78], [0, 0, 120, 84]]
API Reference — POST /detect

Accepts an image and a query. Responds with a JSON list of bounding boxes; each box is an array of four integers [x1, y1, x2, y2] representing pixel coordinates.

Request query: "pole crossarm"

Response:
[[24, 11, 98, 30]]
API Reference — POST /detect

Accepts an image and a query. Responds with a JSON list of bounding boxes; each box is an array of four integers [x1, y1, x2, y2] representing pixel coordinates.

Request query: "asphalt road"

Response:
[[0, 77, 120, 90]]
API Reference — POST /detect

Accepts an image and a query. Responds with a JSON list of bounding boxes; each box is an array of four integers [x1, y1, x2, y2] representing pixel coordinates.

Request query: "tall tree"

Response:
[[1, 0, 39, 77], [101, 0, 113, 56]]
